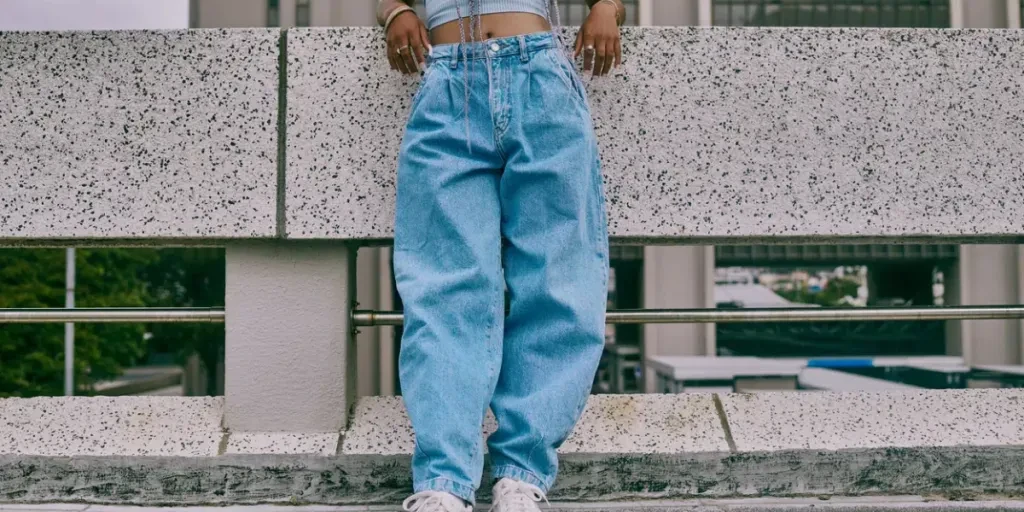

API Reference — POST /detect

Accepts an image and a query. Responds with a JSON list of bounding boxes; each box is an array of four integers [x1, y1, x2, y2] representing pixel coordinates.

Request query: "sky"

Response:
[[0, 0, 189, 31]]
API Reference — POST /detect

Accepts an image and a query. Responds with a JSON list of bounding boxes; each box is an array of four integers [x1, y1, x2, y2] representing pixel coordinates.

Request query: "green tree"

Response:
[[0, 248, 155, 397], [142, 248, 225, 395]]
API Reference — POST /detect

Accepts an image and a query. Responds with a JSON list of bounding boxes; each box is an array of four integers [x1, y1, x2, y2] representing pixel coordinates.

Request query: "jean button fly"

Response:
[[490, 43, 500, 53]]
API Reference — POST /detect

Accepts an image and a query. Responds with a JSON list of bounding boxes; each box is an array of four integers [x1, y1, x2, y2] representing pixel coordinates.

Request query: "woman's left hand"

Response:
[[575, 0, 622, 76]]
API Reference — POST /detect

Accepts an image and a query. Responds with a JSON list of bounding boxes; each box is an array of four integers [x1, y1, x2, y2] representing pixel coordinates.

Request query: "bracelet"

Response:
[[383, 4, 413, 33], [597, 0, 625, 25]]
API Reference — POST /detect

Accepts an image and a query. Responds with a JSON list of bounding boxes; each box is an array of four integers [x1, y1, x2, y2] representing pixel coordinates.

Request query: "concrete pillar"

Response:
[[1010, 0, 1022, 28], [225, 242, 356, 432], [327, 0, 378, 26], [651, 0, 701, 26], [642, 246, 716, 392], [960, 0, 1011, 27], [957, 245, 1022, 365], [194, 0, 267, 28]]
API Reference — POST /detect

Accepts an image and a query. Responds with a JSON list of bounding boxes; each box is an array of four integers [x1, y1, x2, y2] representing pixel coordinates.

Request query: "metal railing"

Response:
[[0, 308, 224, 324], [4, 305, 1024, 325]]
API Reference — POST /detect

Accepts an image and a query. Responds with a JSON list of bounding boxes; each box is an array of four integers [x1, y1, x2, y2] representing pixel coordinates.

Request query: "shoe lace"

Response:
[[403, 491, 468, 512], [491, 480, 548, 512]]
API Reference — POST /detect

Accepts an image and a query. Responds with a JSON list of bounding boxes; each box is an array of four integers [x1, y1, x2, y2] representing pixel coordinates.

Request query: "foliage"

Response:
[[0, 248, 155, 397], [142, 248, 225, 395]]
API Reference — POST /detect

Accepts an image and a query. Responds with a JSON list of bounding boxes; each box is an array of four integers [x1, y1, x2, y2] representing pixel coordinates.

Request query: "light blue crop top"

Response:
[[425, 0, 551, 30]]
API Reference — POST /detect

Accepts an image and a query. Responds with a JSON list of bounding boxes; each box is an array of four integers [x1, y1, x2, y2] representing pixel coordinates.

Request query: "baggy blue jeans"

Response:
[[394, 33, 609, 504]]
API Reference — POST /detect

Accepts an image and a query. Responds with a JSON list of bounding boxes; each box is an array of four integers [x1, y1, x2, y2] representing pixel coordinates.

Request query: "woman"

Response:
[[376, 0, 624, 511]]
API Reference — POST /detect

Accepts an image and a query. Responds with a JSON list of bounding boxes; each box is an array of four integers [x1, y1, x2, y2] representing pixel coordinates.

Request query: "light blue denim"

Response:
[[394, 33, 609, 504]]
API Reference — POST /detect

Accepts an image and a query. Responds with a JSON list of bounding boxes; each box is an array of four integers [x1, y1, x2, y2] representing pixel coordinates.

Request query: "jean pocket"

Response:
[[410, 62, 441, 113], [545, 50, 589, 112]]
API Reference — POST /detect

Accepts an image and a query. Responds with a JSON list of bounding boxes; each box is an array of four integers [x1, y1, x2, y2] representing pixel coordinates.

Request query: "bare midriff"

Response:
[[429, 12, 551, 45]]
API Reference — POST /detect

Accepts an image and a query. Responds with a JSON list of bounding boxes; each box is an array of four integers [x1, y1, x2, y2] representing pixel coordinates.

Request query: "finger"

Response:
[[601, 39, 614, 75], [386, 43, 398, 70], [574, 30, 584, 59], [594, 39, 607, 76], [419, 25, 433, 58], [401, 38, 419, 74], [615, 37, 622, 69], [395, 36, 413, 74], [582, 37, 595, 71], [409, 32, 425, 71]]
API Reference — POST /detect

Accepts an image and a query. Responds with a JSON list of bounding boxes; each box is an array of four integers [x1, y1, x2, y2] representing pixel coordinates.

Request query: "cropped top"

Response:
[[425, 0, 551, 30]]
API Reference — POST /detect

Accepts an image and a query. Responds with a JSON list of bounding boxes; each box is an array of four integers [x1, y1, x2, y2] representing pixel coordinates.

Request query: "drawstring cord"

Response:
[[449, 0, 569, 154]]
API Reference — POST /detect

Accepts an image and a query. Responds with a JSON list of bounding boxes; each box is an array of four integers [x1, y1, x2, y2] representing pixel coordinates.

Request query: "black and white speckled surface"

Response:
[[719, 389, 1024, 452], [285, 27, 1024, 242], [0, 396, 223, 456], [225, 432, 340, 456], [0, 30, 280, 239], [340, 394, 728, 455]]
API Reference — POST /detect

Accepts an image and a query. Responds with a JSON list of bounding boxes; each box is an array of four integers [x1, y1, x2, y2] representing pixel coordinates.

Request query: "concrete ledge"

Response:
[[0, 397, 223, 457], [12, 498, 1024, 511], [3, 391, 1024, 505], [285, 27, 1024, 243], [0, 29, 280, 240]]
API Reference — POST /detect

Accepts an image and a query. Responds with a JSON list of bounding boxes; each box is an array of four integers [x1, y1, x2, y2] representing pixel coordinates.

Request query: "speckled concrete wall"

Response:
[[286, 27, 1024, 243], [3, 28, 1022, 243], [0, 29, 280, 240], [5, 391, 1024, 504]]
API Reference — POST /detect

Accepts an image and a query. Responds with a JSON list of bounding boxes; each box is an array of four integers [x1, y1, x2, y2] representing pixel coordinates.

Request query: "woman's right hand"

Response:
[[387, 9, 431, 75]]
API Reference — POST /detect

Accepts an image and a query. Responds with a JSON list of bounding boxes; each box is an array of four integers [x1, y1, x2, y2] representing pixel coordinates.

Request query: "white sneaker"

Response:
[[403, 491, 472, 512], [489, 478, 546, 512]]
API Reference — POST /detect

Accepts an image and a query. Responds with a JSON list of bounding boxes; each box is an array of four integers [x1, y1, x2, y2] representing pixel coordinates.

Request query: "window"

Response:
[[267, 0, 280, 27], [553, 0, 640, 26], [296, 0, 312, 27], [712, 0, 950, 28]]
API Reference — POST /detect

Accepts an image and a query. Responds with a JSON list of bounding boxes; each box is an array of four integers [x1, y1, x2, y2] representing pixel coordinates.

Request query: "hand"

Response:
[[574, 1, 622, 76], [386, 9, 431, 75]]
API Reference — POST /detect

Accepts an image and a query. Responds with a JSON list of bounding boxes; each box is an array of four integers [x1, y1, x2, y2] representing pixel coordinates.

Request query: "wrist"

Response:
[[592, 0, 624, 25], [377, 1, 406, 26], [383, 4, 414, 33]]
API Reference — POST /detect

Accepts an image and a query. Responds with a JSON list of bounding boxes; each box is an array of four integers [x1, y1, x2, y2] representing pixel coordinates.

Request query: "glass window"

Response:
[[296, 0, 312, 27], [713, 0, 950, 28], [267, 0, 280, 27], [553, 0, 640, 26]]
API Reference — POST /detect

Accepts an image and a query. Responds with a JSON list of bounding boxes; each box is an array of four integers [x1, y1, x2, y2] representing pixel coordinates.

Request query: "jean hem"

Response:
[[490, 464, 554, 494], [415, 477, 477, 505]]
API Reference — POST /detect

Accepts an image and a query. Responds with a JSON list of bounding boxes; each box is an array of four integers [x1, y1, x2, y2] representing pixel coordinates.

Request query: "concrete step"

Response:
[[4, 498, 1024, 512], [4, 391, 1024, 505]]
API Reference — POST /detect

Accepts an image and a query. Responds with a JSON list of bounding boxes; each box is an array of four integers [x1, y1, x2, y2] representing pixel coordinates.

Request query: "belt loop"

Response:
[[450, 43, 460, 69], [518, 35, 529, 63]]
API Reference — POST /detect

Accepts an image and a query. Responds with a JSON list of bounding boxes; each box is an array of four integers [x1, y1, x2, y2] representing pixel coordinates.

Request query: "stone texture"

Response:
[[341, 396, 498, 455], [560, 394, 729, 453], [225, 432, 340, 456], [285, 27, 1024, 242], [30, 498, 1024, 511], [341, 394, 727, 455], [719, 389, 1024, 452], [0, 29, 280, 240], [0, 397, 223, 456]]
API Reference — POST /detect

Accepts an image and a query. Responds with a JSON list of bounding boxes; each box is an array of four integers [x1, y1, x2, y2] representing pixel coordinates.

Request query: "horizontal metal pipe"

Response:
[[7, 305, 1024, 326], [0, 308, 225, 324], [352, 305, 1024, 327]]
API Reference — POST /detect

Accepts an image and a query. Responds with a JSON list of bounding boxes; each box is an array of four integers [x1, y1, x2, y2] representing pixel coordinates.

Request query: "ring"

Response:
[[585, 45, 595, 51], [397, 45, 410, 53]]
